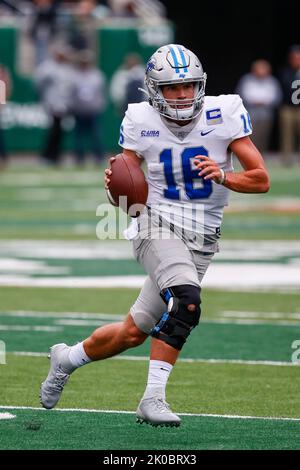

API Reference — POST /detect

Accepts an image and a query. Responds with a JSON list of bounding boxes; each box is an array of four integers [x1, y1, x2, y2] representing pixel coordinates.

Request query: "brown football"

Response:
[[108, 153, 148, 217]]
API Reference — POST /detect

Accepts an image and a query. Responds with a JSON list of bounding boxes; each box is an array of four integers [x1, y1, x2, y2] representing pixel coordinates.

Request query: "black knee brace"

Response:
[[150, 284, 201, 350]]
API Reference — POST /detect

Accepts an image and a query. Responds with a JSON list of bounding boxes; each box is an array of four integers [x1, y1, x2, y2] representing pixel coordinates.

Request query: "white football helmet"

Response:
[[144, 44, 207, 121]]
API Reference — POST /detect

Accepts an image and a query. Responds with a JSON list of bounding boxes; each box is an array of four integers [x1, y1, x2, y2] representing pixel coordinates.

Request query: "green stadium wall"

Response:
[[0, 21, 174, 154]]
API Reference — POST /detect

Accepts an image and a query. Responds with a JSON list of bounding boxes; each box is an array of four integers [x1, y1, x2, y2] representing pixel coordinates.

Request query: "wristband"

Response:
[[219, 168, 226, 185]]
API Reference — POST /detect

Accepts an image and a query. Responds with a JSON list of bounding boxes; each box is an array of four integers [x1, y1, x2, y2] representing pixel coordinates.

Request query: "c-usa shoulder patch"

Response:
[[205, 108, 223, 125]]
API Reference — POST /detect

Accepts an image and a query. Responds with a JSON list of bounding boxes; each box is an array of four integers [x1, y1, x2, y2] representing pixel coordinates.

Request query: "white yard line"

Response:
[[1, 240, 300, 290], [0, 325, 62, 332], [0, 261, 300, 290], [10, 351, 300, 367], [0, 240, 133, 260], [0, 405, 299, 422], [55, 319, 109, 326], [0, 275, 146, 288], [206, 318, 300, 326], [1, 310, 300, 327], [2, 239, 300, 259], [0, 412, 16, 420], [0, 311, 126, 320], [0, 173, 101, 186], [221, 311, 300, 319]]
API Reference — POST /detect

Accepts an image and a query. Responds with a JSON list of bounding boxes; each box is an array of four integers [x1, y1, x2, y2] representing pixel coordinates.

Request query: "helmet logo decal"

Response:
[[169, 46, 188, 73], [146, 60, 155, 73], [178, 47, 189, 72]]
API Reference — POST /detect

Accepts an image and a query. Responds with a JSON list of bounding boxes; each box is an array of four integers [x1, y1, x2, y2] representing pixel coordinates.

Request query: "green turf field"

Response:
[[0, 160, 299, 450], [0, 160, 299, 240]]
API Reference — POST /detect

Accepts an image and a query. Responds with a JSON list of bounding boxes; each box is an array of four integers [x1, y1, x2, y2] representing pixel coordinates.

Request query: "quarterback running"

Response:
[[40, 44, 270, 427]]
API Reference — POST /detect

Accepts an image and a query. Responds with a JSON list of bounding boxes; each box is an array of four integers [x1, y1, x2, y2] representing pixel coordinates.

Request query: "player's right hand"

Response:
[[104, 157, 115, 189]]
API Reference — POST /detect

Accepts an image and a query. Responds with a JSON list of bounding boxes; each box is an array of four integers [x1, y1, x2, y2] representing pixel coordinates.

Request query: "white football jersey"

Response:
[[119, 94, 252, 237]]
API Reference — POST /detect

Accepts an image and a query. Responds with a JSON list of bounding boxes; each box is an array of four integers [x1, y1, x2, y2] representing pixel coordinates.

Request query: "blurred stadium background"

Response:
[[0, 0, 300, 451]]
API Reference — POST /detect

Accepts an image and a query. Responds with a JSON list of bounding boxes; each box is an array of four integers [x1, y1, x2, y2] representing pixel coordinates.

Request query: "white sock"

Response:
[[68, 341, 92, 369], [143, 360, 173, 400]]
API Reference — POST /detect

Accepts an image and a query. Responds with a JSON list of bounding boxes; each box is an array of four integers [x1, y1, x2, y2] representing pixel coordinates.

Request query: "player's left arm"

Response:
[[225, 136, 270, 193], [194, 136, 270, 193]]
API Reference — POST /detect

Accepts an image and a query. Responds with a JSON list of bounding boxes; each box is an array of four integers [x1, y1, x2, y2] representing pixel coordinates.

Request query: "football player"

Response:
[[40, 44, 270, 427]]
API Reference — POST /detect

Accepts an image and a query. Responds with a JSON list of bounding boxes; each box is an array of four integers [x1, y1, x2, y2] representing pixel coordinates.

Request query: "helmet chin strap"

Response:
[[138, 87, 149, 98], [174, 106, 196, 120], [168, 106, 199, 121]]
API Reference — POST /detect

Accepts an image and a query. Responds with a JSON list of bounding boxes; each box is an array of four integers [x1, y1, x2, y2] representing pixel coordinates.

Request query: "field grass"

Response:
[[0, 160, 299, 240], [1, 286, 300, 315], [1, 286, 300, 449]]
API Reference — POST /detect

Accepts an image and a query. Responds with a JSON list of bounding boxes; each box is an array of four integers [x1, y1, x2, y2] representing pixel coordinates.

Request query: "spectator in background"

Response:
[[236, 59, 282, 152], [34, 42, 74, 166], [110, 52, 146, 116], [71, 49, 107, 166], [278, 45, 300, 165], [0, 64, 11, 170], [109, 0, 166, 22], [29, 0, 61, 65], [66, 0, 99, 52]]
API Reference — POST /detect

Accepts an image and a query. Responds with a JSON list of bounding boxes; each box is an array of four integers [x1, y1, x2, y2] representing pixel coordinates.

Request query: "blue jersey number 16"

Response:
[[160, 146, 213, 200]]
